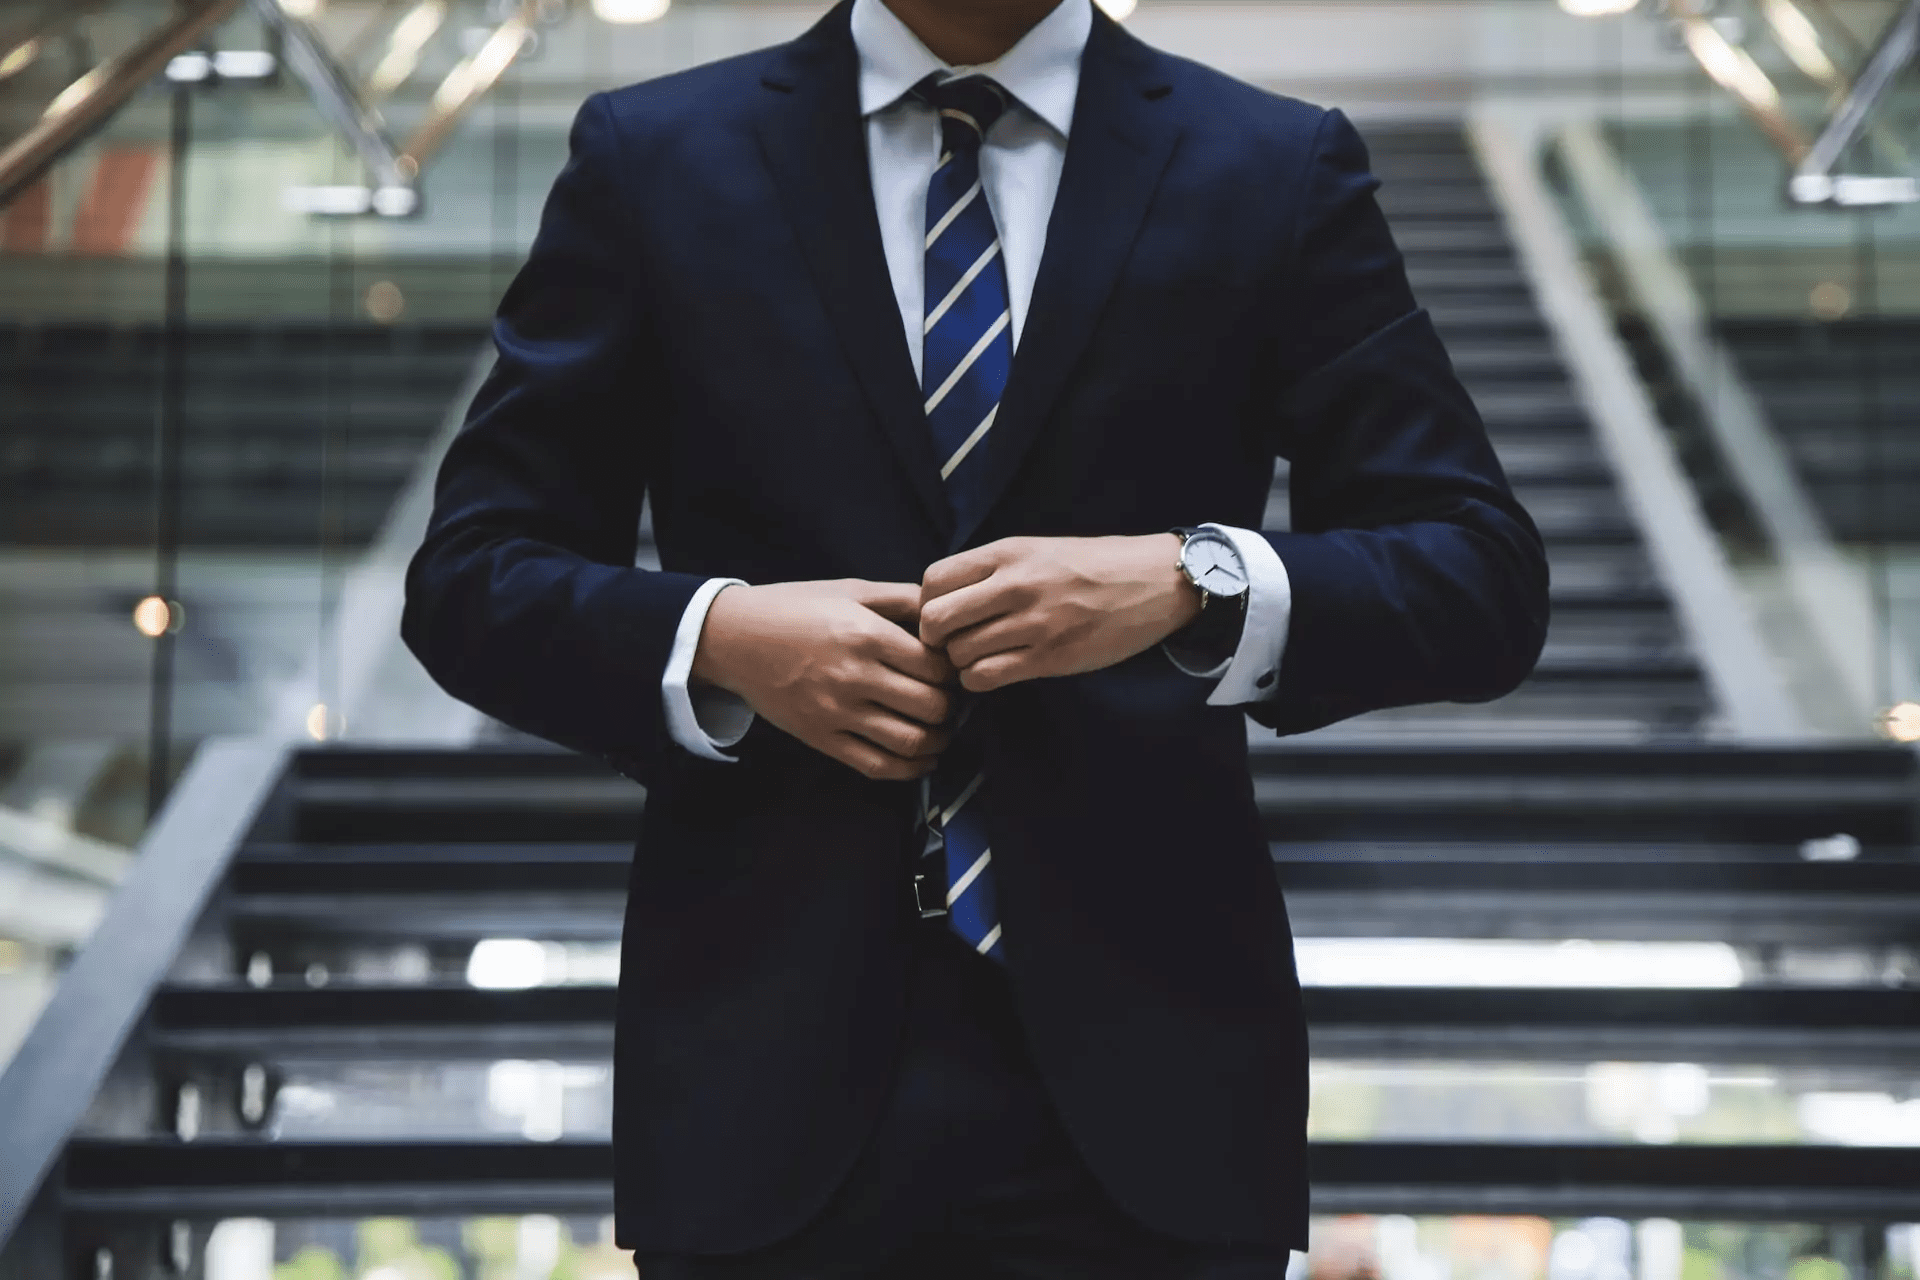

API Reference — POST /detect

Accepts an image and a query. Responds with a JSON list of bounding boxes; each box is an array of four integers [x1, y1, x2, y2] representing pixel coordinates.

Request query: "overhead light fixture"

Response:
[[278, 0, 323, 16], [1096, 0, 1137, 18], [591, 0, 670, 22], [1558, 0, 1639, 14]]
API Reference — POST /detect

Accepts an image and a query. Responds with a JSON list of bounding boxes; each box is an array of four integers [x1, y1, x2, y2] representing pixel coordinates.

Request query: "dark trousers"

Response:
[[634, 911, 1295, 1280]]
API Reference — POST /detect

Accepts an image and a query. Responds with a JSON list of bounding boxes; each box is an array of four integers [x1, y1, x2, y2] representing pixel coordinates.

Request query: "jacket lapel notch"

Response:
[[946, 14, 1182, 555], [754, 3, 955, 547]]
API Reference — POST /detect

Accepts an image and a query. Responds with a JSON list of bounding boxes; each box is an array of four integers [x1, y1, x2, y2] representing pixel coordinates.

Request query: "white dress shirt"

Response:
[[660, 0, 1292, 761]]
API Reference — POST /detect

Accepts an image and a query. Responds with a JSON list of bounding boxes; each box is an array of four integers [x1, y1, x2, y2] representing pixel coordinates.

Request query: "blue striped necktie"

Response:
[[914, 73, 1012, 965]]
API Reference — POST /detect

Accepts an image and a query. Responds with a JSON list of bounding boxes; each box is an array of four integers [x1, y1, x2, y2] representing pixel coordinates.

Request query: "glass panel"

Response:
[[1543, 0, 1920, 740]]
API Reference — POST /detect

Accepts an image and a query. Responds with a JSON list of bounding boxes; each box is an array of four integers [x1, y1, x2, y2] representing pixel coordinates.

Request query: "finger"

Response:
[[833, 728, 940, 782], [961, 649, 1033, 693], [847, 580, 924, 630], [943, 613, 1035, 671], [867, 622, 959, 687], [920, 572, 1023, 650], [862, 666, 955, 728], [920, 542, 1009, 605], [852, 708, 948, 762]]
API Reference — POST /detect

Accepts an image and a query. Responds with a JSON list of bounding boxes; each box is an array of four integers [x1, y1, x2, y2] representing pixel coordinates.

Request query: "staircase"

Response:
[[0, 322, 487, 549], [1276, 128, 1713, 744], [1720, 317, 1920, 545], [9, 127, 1920, 1280], [5, 740, 1919, 1278]]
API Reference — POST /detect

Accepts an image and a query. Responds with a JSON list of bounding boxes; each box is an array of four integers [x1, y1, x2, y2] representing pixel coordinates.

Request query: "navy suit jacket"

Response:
[[402, 0, 1548, 1255]]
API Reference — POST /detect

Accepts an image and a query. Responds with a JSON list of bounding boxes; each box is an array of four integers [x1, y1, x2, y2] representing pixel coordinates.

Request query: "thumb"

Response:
[[846, 579, 923, 628]]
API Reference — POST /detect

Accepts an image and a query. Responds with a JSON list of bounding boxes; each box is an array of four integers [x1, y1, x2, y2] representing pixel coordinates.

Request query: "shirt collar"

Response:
[[850, 0, 1090, 139]]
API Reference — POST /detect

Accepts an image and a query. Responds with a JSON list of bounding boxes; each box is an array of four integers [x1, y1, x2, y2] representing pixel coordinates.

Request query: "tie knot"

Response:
[[911, 73, 1012, 155]]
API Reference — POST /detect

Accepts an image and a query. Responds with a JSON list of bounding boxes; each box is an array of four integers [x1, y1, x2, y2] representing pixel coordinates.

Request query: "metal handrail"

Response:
[[0, 739, 289, 1249], [1467, 108, 1808, 742], [250, 0, 417, 202], [0, 0, 240, 211], [397, 0, 544, 174], [1791, 0, 1920, 205], [1553, 120, 1916, 730]]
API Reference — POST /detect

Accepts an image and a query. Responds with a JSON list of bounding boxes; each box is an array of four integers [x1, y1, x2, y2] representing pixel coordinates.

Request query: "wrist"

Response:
[[689, 582, 747, 694], [1156, 532, 1204, 632]]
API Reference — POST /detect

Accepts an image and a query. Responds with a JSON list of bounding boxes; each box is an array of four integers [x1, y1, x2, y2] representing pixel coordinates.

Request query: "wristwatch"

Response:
[[1170, 525, 1250, 656]]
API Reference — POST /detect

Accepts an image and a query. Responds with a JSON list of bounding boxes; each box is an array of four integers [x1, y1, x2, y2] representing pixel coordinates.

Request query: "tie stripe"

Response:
[[926, 180, 981, 248], [925, 311, 1009, 414], [940, 407, 997, 480], [925, 242, 1002, 333], [912, 72, 1013, 966]]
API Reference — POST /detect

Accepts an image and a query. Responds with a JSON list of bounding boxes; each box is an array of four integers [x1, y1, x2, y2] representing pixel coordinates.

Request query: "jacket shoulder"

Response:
[[1155, 49, 1333, 154], [594, 43, 786, 134]]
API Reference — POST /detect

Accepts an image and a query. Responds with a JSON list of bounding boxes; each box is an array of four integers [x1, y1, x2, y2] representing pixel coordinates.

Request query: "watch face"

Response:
[[1183, 534, 1249, 595]]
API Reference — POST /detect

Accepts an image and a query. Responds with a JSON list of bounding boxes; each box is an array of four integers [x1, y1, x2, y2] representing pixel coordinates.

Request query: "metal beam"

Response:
[[0, 0, 240, 211], [249, 0, 417, 213], [56, 1139, 1920, 1220], [141, 984, 1920, 1067], [0, 740, 288, 1248], [1791, 0, 1920, 205], [396, 0, 543, 174]]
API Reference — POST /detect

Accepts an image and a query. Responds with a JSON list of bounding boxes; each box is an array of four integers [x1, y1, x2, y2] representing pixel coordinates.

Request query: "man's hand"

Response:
[[919, 535, 1204, 693], [690, 579, 959, 781]]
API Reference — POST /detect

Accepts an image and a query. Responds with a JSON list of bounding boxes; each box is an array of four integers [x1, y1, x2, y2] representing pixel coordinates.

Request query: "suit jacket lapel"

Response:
[[755, 1, 954, 546], [947, 9, 1182, 555]]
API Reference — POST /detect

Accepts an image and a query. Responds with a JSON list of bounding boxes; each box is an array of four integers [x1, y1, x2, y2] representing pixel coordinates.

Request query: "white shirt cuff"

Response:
[[662, 577, 755, 762], [1161, 523, 1291, 705]]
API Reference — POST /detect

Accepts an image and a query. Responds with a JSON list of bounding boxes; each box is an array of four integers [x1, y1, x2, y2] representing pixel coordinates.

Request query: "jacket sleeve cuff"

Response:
[[662, 578, 754, 762]]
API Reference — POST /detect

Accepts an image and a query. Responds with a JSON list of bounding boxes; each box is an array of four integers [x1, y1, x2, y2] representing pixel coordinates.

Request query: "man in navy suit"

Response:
[[403, 0, 1548, 1273]]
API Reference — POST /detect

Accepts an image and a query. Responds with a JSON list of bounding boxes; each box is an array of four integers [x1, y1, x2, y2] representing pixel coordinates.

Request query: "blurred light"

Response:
[[165, 52, 212, 83], [1799, 832, 1860, 861], [132, 595, 181, 637], [1800, 1091, 1920, 1145], [213, 50, 276, 79], [364, 280, 406, 323], [435, 20, 534, 113], [284, 185, 418, 218], [0, 39, 40, 82], [1293, 938, 1743, 987], [304, 702, 339, 741], [1809, 280, 1851, 320], [367, 0, 448, 100], [1682, 19, 1782, 111], [371, 185, 418, 217], [593, 0, 671, 20], [1558, 0, 1638, 15], [1761, 0, 1840, 86], [469, 938, 547, 989], [203, 1219, 274, 1280], [0, 938, 21, 973], [1882, 701, 1920, 743], [285, 184, 372, 215], [45, 67, 109, 121], [1096, 0, 1138, 19], [277, 0, 323, 16]]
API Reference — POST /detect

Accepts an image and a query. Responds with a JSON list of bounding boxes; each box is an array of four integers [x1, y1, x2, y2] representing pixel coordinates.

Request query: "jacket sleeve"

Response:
[[401, 92, 708, 784], [1246, 108, 1550, 738]]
